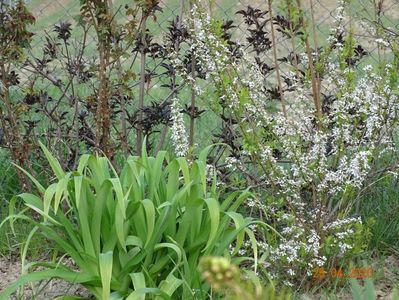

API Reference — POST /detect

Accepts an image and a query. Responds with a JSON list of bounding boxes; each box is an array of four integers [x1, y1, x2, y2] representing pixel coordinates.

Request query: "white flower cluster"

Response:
[[168, 2, 232, 85], [251, 63, 399, 204], [264, 205, 364, 287], [186, 4, 232, 80], [358, 20, 393, 49], [170, 97, 189, 157], [327, 0, 346, 48]]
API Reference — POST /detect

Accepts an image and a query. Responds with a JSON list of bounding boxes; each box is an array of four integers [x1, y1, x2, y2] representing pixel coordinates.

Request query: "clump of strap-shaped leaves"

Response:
[[0, 142, 263, 299]]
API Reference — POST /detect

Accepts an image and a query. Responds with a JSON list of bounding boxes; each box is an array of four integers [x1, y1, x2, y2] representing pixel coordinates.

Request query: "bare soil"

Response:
[[0, 255, 90, 299], [1, 254, 398, 299]]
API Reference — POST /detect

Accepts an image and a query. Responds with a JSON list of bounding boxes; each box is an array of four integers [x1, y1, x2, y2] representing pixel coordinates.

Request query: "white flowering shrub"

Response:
[[232, 198, 372, 287], [262, 203, 371, 287], [169, 0, 399, 290]]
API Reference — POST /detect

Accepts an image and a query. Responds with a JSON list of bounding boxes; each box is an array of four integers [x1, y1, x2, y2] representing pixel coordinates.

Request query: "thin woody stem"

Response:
[[287, 0, 301, 80], [268, 0, 288, 118], [108, 0, 129, 157], [137, 15, 148, 153], [308, 0, 321, 103], [296, 0, 322, 121]]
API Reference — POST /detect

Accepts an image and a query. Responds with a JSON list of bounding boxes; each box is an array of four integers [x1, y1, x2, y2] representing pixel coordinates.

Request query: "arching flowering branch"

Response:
[[170, 97, 189, 157]]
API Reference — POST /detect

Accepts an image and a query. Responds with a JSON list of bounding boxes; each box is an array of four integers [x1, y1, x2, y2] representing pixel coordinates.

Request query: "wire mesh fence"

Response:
[[1, 0, 30, 7], [3, 0, 399, 154], [22, 0, 399, 86], [20, 1, 399, 73]]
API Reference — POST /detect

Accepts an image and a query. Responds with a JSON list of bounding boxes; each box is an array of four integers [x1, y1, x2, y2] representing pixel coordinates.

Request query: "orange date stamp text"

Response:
[[312, 267, 373, 280]]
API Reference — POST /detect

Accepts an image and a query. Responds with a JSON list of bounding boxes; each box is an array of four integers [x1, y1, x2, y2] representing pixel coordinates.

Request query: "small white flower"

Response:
[[170, 98, 188, 157]]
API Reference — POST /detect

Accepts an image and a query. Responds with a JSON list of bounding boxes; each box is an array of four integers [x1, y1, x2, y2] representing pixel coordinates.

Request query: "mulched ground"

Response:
[[0, 255, 91, 299], [1, 254, 398, 299]]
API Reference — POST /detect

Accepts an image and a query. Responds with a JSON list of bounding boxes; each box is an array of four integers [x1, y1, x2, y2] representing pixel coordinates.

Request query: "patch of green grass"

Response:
[[0, 210, 49, 260], [0, 151, 50, 258], [0, 151, 20, 202], [360, 178, 399, 254]]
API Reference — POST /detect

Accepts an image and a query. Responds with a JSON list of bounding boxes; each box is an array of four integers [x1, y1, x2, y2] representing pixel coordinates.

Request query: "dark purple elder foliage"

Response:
[[0, 1, 36, 176], [0, 0, 372, 183]]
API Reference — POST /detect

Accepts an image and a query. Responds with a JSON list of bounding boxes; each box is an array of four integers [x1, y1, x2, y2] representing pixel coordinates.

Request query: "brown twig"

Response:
[[267, 0, 288, 118], [296, 0, 322, 122]]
